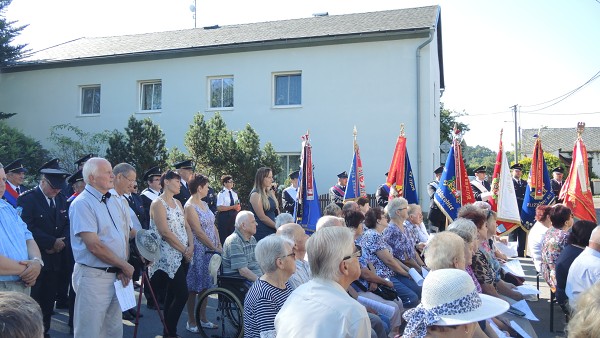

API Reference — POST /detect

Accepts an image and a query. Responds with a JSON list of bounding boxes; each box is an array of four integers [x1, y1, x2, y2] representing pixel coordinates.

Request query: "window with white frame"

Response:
[[209, 76, 234, 109], [140, 81, 162, 111], [81, 85, 101, 115], [277, 153, 301, 186], [273, 72, 301, 106]]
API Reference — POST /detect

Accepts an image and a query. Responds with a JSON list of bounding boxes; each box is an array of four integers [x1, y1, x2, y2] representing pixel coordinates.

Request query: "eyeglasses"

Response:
[[343, 245, 362, 260], [279, 252, 296, 260], [122, 174, 136, 184]]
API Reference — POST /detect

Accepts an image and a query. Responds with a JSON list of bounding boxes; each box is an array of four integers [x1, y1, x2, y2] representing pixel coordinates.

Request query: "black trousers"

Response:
[[510, 227, 527, 257], [159, 260, 189, 337], [144, 268, 168, 306], [31, 269, 60, 333]]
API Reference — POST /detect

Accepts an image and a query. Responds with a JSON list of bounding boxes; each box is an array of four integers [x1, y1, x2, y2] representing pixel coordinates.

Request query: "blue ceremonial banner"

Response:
[[521, 137, 555, 228], [403, 152, 418, 204], [434, 144, 462, 220], [344, 151, 360, 200]]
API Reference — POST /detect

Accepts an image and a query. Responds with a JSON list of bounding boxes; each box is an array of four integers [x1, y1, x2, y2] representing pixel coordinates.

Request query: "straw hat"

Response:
[[403, 269, 509, 337], [135, 229, 161, 262]]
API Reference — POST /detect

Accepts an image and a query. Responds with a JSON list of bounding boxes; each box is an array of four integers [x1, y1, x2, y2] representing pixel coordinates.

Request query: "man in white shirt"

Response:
[[566, 226, 600, 309], [216, 175, 241, 245], [275, 226, 371, 337], [404, 204, 430, 251]]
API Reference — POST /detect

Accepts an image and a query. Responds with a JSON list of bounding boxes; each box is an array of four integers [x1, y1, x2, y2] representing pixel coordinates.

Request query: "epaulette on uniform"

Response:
[[19, 188, 36, 197]]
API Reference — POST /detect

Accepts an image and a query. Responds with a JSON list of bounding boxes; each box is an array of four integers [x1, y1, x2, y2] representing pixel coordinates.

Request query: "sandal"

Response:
[[200, 320, 218, 329]]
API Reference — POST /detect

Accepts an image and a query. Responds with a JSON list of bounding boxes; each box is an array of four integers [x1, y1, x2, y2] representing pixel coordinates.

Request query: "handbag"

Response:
[[372, 284, 399, 301]]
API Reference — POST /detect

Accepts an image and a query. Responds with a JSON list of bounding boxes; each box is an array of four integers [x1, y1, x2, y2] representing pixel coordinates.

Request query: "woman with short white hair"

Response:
[[243, 235, 295, 338]]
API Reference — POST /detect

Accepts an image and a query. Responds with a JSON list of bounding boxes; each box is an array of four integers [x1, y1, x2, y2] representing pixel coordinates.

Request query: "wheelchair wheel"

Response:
[[195, 287, 243, 338]]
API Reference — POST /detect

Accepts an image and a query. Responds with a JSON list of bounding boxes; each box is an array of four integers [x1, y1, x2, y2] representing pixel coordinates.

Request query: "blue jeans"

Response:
[[390, 274, 422, 308]]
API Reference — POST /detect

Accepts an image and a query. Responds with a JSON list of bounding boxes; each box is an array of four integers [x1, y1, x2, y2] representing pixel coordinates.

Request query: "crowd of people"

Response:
[[1, 155, 600, 338]]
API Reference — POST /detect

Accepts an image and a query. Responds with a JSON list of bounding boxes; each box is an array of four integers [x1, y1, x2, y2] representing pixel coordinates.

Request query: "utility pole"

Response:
[[510, 104, 519, 164]]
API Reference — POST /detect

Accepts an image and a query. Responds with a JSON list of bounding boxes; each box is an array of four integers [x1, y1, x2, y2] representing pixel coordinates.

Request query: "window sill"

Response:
[[77, 113, 101, 117], [137, 110, 162, 114], [206, 107, 234, 112], [272, 105, 302, 109]]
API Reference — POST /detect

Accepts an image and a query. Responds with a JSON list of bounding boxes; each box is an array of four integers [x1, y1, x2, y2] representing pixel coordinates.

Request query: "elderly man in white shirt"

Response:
[[566, 226, 600, 309], [275, 226, 371, 337], [403, 204, 430, 251]]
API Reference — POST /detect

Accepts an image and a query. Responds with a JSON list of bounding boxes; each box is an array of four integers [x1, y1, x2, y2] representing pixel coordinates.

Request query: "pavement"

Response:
[[46, 197, 600, 338]]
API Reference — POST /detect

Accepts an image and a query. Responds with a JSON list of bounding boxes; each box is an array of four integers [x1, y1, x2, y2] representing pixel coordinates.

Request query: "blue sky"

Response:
[[5, 0, 600, 152]]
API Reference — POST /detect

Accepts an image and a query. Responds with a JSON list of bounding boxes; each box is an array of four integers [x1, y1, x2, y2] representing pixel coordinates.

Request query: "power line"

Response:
[[520, 111, 600, 116]]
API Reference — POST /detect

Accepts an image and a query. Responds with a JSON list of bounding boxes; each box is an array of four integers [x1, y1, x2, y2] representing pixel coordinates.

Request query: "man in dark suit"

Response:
[[282, 170, 299, 214], [18, 158, 70, 337], [140, 166, 162, 224], [329, 171, 348, 204], [511, 163, 528, 257], [470, 166, 492, 202], [173, 160, 193, 206], [427, 166, 447, 231], [551, 167, 565, 203], [3, 158, 28, 207], [375, 172, 390, 208]]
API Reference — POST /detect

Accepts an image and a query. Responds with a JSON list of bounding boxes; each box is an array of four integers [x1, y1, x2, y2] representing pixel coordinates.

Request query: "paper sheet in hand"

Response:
[[408, 268, 424, 286], [495, 240, 518, 258], [488, 319, 510, 338], [510, 320, 532, 338], [515, 284, 540, 296], [114, 280, 136, 311], [511, 300, 538, 321], [502, 259, 525, 278], [357, 296, 396, 318]]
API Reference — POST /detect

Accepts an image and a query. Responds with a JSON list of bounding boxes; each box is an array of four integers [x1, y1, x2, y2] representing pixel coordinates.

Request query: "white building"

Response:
[[0, 5, 444, 204]]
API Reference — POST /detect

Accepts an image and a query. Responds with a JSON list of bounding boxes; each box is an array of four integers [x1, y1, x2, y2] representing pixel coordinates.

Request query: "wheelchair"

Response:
[[195, 252, 249, 338]]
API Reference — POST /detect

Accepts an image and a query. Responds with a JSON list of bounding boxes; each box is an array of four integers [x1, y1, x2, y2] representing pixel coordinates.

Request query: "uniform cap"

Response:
[[4, 158, 27, 173], [552, 167, 564, 173], [510, 163, 523, 171], [474, 166, 487, 173], [337, 171, 348, 178], [173, 160, 194, 170], [39, 158, 70, 189], [74, 154, 94, 166], [434, 166, 444, 175], [288, 170, 300, 179], [143, 166, 162, 182]]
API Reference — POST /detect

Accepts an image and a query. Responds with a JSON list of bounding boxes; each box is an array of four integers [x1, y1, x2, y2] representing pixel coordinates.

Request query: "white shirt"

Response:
[[527, 221, 549, 272], [275, 278, 371, 338], [283, 185, 298, 202], [216, 187, 238, 207], [566, 247, 600, 309]]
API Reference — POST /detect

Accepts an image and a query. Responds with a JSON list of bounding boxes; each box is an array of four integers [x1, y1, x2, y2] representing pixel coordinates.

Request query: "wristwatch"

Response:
[[32, 257, 45, 267]]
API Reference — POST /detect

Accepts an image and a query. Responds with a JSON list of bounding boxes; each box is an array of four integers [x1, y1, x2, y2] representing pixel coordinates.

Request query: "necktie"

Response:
[[229, 190, 234, 206], [49, 198, 55, 209]]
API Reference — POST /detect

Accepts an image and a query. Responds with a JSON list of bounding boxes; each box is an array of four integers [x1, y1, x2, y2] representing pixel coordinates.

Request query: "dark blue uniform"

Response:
[[202, 187, 218, 214], [174, 181, 191, 207], [18, 187, 70, 334]]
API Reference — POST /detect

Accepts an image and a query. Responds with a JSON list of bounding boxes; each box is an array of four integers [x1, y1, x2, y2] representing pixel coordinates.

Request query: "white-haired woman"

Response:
[[244, 234, 296, 338], [249, 167, 280, 241]]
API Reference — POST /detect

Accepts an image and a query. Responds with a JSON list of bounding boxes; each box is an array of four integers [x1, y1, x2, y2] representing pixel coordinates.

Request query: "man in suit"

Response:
[[470, 166, 492, 202], [282, 170, 299, 214], [511, 163, 528, 257], [329, 171, 348, 204], [427, 166, 447, 232], [140, 166, 162, 224], [375, 172, 390, 208], [18, 158, 70, 337], [551, 167, 565, 203], [3, 158, 28, 207], [173, 160, 194, 206]]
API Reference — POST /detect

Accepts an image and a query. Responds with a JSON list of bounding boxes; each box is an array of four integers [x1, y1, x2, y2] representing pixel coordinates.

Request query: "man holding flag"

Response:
[[297, 132, 321, 233], [329, 171, 347, 204], [344, 128, 367, 202], [521, 134, 555, 229], [385, 126, 418, 205], [510, 163, 528, 257]]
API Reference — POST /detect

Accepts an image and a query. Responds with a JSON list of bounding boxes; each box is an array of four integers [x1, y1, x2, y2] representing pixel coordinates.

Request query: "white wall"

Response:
[[0, 37, 441, 199]]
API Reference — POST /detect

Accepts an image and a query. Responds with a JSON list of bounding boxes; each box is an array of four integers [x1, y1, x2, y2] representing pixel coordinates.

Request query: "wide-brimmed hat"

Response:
[[403, 269, 509, 337], [209, 254, 222, 285], [135, 229, 161, 262]]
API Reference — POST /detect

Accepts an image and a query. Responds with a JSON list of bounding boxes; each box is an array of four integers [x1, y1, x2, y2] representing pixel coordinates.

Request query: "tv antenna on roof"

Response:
[[189, 0, 197, 28]]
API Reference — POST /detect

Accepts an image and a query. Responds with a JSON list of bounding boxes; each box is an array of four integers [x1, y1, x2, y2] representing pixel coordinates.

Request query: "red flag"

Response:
[[386, 130, 407, 198], [560, 124, 597, 222], [454, 135, 476, 206]]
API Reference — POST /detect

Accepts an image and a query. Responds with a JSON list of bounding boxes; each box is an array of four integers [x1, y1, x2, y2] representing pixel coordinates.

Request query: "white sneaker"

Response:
[[186, 322, 199, 333], [200, 321, 218, 329]]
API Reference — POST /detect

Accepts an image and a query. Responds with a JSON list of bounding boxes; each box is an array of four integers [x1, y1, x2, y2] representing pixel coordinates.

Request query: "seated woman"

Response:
[[243, 235, 295, 338], [541, 204, 573, 290], [555, 220, 596, 308], [403, 269, 509, 338], [527, 205, 552, 273]]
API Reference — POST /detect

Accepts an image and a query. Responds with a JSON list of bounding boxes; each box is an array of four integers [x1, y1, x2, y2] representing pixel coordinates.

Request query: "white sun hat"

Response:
[[135, 229, 161, 262], [403, 268, 509, 338]]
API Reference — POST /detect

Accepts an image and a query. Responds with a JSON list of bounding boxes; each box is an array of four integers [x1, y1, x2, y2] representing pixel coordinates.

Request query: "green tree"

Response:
[[0, 121, 49, 186], [440, 102, 470, 142], [167, 146, 188, 168], [462, 144, 496, 175], [0, 112, 16, 120], [0, 0, 28, 67], [48, 124, 110, 172], [105, 115, 168, 183], [185, 113, 210, 170]]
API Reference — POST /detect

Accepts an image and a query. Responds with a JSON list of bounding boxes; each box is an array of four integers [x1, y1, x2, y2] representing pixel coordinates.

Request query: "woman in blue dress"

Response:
[[249, 167, 279, 241], [184, 174, 222, 332]]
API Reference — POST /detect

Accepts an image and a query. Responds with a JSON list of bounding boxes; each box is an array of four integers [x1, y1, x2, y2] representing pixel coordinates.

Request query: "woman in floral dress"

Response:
[[184, 174, 222, 332], [541, 204, 573, 289]]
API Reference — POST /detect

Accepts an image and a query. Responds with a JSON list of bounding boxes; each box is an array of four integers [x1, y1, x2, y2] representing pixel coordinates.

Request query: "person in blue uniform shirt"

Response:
[[173, 160, 194, 206], [375, 172, 390, 208], [17, 158, 70, 337], [427, 166, 447, 231], [329, 171, 348, 204], [282, 170, 299, 214], [203, 186, 218, 215], [3, 158, 28, 207], [216, 174, 241, 245], [551, 167, 565, 203], [511, 163, 528, 257], [470, 166, 492, 202]]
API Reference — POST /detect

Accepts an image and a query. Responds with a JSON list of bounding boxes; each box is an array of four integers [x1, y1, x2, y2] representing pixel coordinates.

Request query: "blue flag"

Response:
[[344, 146, 366, 200], [521, 138, 555, 228], [403, 152, 418, 204], [295, 134, 321, 233]]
